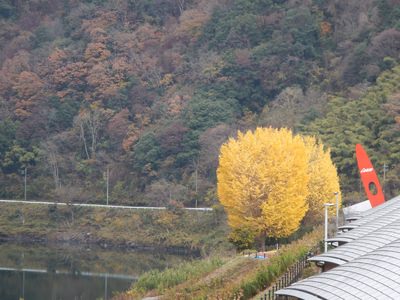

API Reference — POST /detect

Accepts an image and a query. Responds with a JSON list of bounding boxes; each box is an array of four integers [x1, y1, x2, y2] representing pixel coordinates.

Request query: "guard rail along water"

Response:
[[0, 199, 213, 211]]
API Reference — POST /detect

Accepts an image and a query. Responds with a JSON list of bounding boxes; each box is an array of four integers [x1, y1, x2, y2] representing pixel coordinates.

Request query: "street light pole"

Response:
[[24, 167, 27, 201], [324, 203, 334, 253], [334, 192, 339, 229]]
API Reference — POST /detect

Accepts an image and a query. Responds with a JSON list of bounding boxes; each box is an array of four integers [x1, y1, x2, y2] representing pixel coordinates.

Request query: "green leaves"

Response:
[[0, 0, 14, 18], [302, 66, 400, 196], [133, 132, 161, 173], [0, 118, 17, 156], [2, 144, 39, 173], [0, 119, 38, 174], [183, 93, 239, 131]]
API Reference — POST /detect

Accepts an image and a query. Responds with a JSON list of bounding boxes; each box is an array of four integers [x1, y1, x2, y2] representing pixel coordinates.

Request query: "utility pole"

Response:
[[106, 166, 109, 206], [24, 167, 27, 201], [195, 166, 198, 209], [383, 163, 388, 194], [193, 158, 199, 208], [104, 274, 108, 300], [22, 252, 25, 299]]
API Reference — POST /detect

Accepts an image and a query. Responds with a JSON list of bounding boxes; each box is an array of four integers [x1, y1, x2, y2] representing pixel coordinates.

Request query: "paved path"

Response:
[[0, 199, 213, 211]]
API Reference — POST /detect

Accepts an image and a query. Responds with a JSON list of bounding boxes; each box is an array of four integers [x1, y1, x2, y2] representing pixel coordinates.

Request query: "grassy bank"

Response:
[[117, 228, 322, 299], [0, 203, 231, 254]]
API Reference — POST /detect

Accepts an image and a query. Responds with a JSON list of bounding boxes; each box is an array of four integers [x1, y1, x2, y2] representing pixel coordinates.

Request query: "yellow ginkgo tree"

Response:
[[217, 127, 340, 250], [304, 136, 341, 224]]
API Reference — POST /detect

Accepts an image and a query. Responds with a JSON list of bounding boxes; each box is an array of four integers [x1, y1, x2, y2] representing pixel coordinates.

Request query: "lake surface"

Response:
[[0, 242, 193, 300]]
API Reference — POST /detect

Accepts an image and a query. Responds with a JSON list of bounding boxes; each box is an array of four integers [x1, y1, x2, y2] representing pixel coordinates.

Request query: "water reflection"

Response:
[[0, 242, 193, 300], [1, 270, 130, 300]]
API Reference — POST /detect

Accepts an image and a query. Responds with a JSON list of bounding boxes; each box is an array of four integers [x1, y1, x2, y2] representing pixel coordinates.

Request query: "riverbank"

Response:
[[0, 203, 231, 255], [116, 228, 322, 299]]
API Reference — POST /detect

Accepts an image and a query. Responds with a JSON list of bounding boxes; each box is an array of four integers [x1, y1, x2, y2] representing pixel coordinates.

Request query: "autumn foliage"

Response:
[[217, 127, 340, 245], [304, 137, 341, 223], [0, 0, 399, 208]]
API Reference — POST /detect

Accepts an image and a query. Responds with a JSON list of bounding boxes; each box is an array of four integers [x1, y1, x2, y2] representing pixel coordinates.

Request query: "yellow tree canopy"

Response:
[[217, 127, 309, 239], [304, 137, 341, 224], [217, 127, 341, 243]]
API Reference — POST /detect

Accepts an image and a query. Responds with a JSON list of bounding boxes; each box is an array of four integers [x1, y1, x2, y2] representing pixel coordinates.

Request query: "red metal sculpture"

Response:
[[355, 144, 385, 207]]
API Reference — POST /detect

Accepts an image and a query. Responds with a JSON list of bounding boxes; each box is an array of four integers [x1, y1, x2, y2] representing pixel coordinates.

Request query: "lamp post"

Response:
[[334, 192, 339, 229], [324, 203, 334, 253]]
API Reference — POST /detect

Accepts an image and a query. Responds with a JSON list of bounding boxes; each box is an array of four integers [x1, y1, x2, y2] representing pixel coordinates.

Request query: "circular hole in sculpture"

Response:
[[368, 182, 378, 195]]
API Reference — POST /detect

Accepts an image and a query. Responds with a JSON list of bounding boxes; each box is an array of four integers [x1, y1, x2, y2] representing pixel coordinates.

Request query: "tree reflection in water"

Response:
[[0, 242, 194, 300]]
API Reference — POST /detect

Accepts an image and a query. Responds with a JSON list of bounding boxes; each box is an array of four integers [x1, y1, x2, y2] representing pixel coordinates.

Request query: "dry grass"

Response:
[[119, 227, 323, 300]]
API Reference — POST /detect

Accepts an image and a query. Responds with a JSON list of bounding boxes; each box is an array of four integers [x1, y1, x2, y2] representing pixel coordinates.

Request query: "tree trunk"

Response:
[[79, 122, 90, 160], [260, 231, 266, 252]]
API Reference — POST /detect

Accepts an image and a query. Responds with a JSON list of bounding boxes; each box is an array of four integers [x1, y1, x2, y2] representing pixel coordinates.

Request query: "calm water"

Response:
[[0, 242, 193, 300]]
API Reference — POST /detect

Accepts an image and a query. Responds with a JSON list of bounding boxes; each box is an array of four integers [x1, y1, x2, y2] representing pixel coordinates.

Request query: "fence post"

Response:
[[297, 261, 300, 279]]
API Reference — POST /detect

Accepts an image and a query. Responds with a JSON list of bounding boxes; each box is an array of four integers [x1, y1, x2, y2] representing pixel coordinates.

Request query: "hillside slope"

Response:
[[0, 0, 399, 204]]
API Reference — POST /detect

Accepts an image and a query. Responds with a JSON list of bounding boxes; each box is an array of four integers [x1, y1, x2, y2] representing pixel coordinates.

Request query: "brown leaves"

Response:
[[84, 42, 111, 64], [320, 21, 332, 36], [52, 62, 88, 90], [81, 11, 118, 37], [13, 71, 44, 118], [122, 124, 140, 152], [107, 108, 131, 148], [0, 50, 31, 93], [133, 24, 163, 52], [158, 121, 188, 155], [175, 9, 210, 43], [14, 71, 43, 99], [48, 48, 68, 66], [234, 49, 251, 67], [368, 28, 400, 60]]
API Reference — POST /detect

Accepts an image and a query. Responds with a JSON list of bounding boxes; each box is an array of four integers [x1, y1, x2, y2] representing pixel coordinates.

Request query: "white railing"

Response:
[[0, 199, 213, 211]]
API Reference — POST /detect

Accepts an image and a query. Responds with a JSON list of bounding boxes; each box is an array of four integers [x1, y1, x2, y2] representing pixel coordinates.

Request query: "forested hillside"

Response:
[[0, 0, 399, 205]]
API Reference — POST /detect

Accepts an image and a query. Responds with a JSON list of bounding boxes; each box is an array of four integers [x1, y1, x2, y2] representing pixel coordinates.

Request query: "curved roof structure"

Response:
[[277, 239, 400, 299], [276, 196, 400, 299], [328, 208, 400, 244], [310, 221, 400, 266], [329, 196, 400, 243]]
